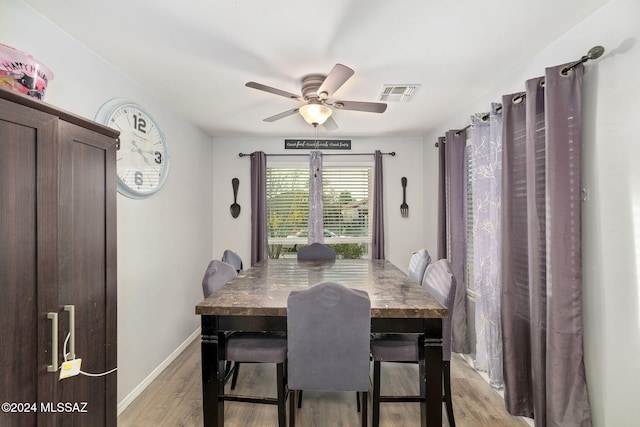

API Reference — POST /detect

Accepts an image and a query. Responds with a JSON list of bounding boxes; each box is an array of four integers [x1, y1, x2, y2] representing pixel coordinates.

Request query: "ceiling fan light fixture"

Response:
[[299, 102, 333, 126]]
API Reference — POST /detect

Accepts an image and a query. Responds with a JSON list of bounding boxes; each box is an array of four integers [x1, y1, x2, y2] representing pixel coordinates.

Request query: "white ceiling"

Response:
[[24, 0, 608, 138]]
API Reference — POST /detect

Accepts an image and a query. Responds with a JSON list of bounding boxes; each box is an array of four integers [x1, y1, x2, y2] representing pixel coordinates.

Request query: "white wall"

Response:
[[211, 136, 427, 270], [8, 0, 639, 424], [3, 0, 214, 411], [423, 0, 640, 425], [422, 138, 440, 254]]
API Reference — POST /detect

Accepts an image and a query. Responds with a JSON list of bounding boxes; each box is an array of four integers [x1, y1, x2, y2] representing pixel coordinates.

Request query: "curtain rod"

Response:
[[434, 45, 605, 147], [238, 151, 395, 158]]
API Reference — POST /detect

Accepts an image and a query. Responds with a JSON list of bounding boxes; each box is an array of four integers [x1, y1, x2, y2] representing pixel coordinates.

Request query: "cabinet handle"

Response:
[[64, 305, 76, 360], [47, 312, 58, 372]]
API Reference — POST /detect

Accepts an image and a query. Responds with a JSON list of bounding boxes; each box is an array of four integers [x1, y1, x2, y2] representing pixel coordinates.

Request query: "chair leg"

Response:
[[289, 390, 297, 427], [361, 391, 368, 427], [223, 361, 233, 384], [276, 363, 286, 427], [443, 361, 455, 427], [372, 360, 381, 427], [230, 362, 241, 390], [297, 390, 303, 408]]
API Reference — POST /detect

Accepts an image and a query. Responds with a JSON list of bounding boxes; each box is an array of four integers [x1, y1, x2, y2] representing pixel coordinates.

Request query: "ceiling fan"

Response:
[[246, 64, 387, 130]]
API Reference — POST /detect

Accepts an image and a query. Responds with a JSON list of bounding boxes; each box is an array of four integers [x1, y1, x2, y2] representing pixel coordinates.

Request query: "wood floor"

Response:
[[118, 338, 531, 427]]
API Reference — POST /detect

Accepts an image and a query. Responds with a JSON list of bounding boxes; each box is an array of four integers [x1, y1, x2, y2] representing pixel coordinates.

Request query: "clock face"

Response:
[[96, 99, 169, 198]]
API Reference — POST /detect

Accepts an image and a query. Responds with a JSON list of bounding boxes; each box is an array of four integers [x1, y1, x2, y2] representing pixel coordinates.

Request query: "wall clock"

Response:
[[95, 98, 170, 198]]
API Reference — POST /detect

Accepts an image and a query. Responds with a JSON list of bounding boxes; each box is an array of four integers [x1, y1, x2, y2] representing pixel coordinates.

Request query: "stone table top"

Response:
[[196, 259, 447, 319]]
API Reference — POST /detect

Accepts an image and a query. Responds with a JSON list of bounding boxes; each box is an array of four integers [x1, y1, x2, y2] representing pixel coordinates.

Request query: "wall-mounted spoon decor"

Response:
[[230, 178, 241, 218]]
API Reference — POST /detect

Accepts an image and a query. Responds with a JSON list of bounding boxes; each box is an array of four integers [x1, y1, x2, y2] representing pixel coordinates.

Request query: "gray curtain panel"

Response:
[[501, 86, 534, 417], [501, 64, 591, 426], [542, 63, 590, 426], [371, 150, 385, 259], [436, 136, 447, 260], [526, 76, 548, 424], [308, 151, 324, 244], [444, 129, 470, 354], [250, 151, 268, 266]]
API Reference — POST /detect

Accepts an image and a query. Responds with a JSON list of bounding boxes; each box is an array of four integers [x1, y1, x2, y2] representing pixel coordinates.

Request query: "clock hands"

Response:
[[130, 139, 153, 165], [132, 144, 157, 155]]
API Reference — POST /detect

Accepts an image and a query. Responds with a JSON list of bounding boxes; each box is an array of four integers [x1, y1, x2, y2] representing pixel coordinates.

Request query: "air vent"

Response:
[[378, 84, 420, 102]]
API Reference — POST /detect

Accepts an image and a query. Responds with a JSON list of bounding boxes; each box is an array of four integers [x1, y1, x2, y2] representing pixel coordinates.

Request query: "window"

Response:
[[465, 137, 475, 295], [266, 163, 373, 259]]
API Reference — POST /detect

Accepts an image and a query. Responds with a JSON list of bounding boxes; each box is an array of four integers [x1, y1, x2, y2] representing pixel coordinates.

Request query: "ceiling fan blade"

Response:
[[317, 64, 354, 98], [263, 108, 300, 122], [322, 116, 338, 131], [333, 100, 387, 113], [246, 81, 302, 100]]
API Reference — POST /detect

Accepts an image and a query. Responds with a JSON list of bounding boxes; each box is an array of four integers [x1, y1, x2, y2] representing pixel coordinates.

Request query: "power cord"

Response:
[[62, 332, 117, 377]]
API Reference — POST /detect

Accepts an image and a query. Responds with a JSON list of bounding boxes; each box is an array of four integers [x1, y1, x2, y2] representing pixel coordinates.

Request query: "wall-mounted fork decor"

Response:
[[400, 177, 409, 217]]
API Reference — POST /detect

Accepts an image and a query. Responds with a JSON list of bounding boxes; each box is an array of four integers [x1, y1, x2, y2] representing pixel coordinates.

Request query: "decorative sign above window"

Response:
[[284, 139, 351, 150]]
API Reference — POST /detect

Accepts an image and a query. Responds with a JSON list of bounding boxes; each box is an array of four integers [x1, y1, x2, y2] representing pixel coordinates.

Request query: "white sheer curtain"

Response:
[[469, 103, 504, 389]]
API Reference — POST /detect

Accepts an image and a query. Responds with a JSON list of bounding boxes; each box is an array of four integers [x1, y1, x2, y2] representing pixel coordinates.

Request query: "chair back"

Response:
[[407, 248, 432, 284], [296, 242, 336, 261], [222, 249, 244, 273], [202, 260, 237, 297], [287, 281, 371, 392], [421, 259, 456, 360]]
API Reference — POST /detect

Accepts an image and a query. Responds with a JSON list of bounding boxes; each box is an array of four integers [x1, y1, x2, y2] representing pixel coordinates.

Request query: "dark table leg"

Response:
[[421, 319, 443, 427], [201, 316, 226, 427]]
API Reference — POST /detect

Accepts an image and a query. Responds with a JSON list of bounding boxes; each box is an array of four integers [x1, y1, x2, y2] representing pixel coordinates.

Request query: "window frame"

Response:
[[265, 158, 374, 257]]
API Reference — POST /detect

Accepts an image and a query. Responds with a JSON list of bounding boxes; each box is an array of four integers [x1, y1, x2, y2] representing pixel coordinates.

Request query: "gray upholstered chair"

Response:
[[202, 259, 238, 298], [407, 248, 432, 284], [370, 259, 457, 427], [287, 281, 371, 427], [294, 241, 337, 410], [204, 257, 246, 389], [222, 249, 244, 273], [201, 260, 287, 426], [222, 332, 287, 426], [203, 260, 240, 388], [296, 242, 336, 261]]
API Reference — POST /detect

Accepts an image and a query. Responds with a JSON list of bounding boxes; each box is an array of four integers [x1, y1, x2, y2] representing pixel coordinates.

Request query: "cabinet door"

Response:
[[56, 120, 117, 426], [0, 99, 59, 426]]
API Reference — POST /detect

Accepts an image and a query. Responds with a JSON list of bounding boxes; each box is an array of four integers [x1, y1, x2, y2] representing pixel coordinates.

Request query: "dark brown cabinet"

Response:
[[0, 88, 118, 426]]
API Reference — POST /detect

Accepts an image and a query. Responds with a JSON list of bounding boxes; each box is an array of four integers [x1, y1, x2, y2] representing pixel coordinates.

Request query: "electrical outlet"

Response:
[[59, 358, 82, 380]]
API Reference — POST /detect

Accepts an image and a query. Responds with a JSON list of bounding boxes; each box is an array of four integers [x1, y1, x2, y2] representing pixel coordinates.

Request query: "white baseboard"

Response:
[[117, 328, 201, 416]]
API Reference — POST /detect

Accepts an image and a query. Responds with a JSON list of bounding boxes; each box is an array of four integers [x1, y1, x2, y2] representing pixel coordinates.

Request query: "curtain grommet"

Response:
[[560, 66, 574, 77], [512, 94, 525, 104]]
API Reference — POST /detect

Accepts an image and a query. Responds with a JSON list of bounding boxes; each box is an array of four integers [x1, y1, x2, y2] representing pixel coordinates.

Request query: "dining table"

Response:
[[195, 258, 448, 427]]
